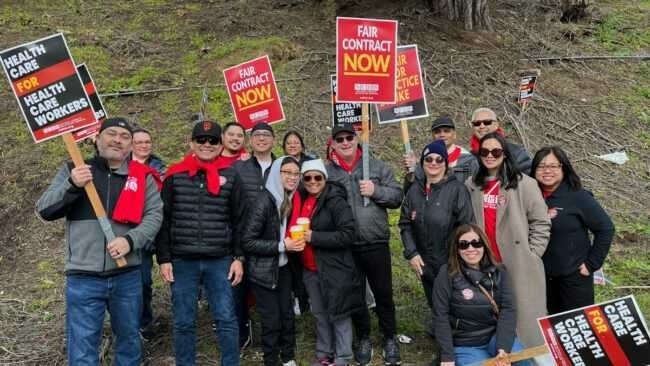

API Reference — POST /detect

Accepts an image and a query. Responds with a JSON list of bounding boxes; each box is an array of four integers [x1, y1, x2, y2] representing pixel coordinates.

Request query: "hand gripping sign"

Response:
[[72, 63, 108, 142], [223, 55, 285, 130], [0, 34, 126, 267]]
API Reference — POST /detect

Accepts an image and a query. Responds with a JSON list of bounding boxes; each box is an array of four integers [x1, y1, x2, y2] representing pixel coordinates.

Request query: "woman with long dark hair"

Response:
[[433, 224, 530, 366], [283, 130, 314, 165], [242, 156, 304, 366], [531, 146, 614, 314], [465, 132, 550, 351]]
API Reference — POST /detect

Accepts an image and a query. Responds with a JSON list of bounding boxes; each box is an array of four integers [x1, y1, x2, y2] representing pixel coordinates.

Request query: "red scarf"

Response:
[[165, 153, 230, 196], [330, 148, 362, 173], [470, 128, 506, 154], [216, 147, 249, 167], [112, 160, 162, 225], [448, 146, 462, 167], [288, 193, 319, 271]]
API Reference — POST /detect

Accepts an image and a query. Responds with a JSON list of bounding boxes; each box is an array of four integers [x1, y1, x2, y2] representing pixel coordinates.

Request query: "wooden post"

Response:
[[361, 103, 370, 206], [62, 133, 127, 267], [481, 345, 549, 366], [400, 120, 414, 172]]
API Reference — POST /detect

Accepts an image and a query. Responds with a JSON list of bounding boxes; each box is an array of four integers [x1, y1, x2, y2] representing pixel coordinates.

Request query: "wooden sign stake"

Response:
[[400, 120, 414, 172], [361, 103, 370, 207], [481, 345, 549, 366]]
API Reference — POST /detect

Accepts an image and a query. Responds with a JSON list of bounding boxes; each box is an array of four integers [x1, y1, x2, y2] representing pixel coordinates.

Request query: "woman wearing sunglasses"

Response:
[[433, 224, 531, 366], [399, 140, 474, 329], [288, 159, 363, 366], [464, 132, 550, 354], [531, 147, 614, 314], [241, 156, 305, 366]]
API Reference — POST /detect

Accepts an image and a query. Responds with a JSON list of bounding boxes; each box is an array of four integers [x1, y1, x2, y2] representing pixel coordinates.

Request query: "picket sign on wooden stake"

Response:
[[361, 103, 370, 207], [479, 345, 549, 366], [62, 133, 127, 267], [400, 120, 415, 173]]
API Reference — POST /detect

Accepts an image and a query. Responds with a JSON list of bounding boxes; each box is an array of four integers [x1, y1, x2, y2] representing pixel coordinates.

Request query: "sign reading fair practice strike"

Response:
[[223, 55, 285, 130], [72, 64, 107, 142], [538, 295, 650, 366], [376, 45, 429, 124], [336, 17, 397, 103], [0, 34, 96, 143]]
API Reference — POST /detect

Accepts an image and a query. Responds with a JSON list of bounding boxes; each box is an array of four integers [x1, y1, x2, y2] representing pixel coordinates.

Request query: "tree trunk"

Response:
[[433, 0, 493, 31]]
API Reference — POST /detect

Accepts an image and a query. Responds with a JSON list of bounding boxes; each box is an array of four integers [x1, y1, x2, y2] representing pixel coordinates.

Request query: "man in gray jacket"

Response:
[[37, 118, 163, 365], [326, 125, 403, 366]]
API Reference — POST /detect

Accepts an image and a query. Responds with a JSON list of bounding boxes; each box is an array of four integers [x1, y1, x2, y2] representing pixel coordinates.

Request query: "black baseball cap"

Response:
[[100, 117, 133, 135], [431, 116, 455, 131], [251, 122, 274, 136], [331, 124, 356, 138], [192, 120, 221, 139]]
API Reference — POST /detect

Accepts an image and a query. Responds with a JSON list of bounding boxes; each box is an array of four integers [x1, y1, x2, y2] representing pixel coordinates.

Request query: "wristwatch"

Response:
[[233, 256, 246, 263]]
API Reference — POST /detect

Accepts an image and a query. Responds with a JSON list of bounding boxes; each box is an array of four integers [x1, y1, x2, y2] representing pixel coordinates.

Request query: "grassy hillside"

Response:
[[0, 0, 648, 364]]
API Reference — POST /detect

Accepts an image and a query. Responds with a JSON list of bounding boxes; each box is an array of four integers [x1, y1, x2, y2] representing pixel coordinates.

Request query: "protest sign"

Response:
[[538, 295, 650, 366], [0, 33, 97, 143], [72, 63, 107, 141], [376, 45, 428, 124], [331, 75, 364, 131], [336, 17, 398, 103], [223, 55, 285, 130]]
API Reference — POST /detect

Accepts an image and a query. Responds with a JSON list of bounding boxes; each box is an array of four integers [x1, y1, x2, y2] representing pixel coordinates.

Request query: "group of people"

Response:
[[36, 105, 615, 366]]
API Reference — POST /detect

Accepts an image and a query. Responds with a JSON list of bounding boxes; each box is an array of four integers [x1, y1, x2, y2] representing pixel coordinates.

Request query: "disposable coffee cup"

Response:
[[290, 225, 304, 240], [297, 217, 310, 232]]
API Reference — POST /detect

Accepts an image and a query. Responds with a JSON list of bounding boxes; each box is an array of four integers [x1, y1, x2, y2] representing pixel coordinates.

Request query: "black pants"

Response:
[[251, 265, 295, 366], [351, 245, 397, 339], [546, 271, 594, 315], [233, 273, 251, 344]]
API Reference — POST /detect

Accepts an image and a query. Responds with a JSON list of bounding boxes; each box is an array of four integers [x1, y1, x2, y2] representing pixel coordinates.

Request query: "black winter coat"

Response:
[[302, 182, 364, 321], [232, 155, 273, 205], [241, 189, 289, 289], [399, 175, 474, 281], [433, 264, 517, 362]]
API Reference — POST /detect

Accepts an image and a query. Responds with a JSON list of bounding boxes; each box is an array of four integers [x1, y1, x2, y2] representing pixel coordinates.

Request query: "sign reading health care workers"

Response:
[[376, 45, 428, 124], [223, 55, 285, 130], [336, 17, 398, 103], [538, 295, 650, 366], [331, 75, 363, 131], [0, 33, 96, 142]]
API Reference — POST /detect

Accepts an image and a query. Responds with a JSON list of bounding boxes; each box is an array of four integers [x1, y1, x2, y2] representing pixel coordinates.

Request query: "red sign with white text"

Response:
[[223, 55, 285, 130], [336, 17, 398, 104]]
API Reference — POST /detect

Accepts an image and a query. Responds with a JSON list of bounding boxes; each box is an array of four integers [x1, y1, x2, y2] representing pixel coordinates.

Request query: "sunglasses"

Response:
[[478, 148, 504, 158], [335, 135, 355, 143], [472, 119, 495, 127], [303, 174, 324, 182], [424, 155, 445, 164], [458, 239, 485, 250], [194, 136, 220, 145]]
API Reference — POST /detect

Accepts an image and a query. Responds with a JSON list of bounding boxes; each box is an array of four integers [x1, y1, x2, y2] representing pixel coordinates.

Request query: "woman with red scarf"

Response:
[[290, 159, 363, 366]]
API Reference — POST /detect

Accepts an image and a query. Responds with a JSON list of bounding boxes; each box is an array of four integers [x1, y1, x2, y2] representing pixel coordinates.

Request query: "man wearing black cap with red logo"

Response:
[[37, 117, 163, 365], [156, 120, 245, 365]]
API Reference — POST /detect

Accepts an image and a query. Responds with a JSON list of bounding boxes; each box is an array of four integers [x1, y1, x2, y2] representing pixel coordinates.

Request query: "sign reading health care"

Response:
[[336, 17, 398, 103], [223, 55, 285, 130], [0, 33, 96, 142]]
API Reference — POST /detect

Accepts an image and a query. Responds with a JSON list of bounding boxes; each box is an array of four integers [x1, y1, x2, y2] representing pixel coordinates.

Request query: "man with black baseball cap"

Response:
[[404, 115, 478, 188], [157, 120, 245, 365], [37, 117, 163, 365]]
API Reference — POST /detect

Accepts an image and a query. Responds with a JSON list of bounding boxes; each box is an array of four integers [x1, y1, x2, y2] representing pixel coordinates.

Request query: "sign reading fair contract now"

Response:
[[538, 295, 650, 366], [336, 17, 398, 103], [0, 34, 96, 143], [72, 64, 108, 142], [223, 55, 285, 130], [376, 45, 429, 124]]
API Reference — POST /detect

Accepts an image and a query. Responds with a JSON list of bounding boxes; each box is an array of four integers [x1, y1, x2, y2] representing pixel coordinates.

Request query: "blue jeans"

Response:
[[454, 335, 531, 366], [140, 251, 154, 328], [171, 258, 239, 366], [66, 270, 142, 366]]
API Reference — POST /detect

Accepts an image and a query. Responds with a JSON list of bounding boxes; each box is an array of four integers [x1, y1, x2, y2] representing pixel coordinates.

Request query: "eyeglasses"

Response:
[[478, 148, 504, 158], [458, 239, 485, 250], [194, 136, 220, 145], [424, 155, 445, 164], [334, 135, 355, 143], [303, 174, 324, 182], [472, 120, 495, 127], [252, 131, 273, 138], [280, 170, 301, 178], [133, 141, 152, 145], [536, 164, 562, 171]]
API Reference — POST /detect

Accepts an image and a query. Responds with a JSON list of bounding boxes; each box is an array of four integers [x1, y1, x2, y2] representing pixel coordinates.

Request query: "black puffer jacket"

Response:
[[399, 175, 474, 281], [232, 155, 273, 204], [156, 167, 244, 263], [433, 264, 516, 362], [303, 182, 364, 321]]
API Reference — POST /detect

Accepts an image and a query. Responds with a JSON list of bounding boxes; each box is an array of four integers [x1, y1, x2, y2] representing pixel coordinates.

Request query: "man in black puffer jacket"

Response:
[[156, 121, 244, 366]]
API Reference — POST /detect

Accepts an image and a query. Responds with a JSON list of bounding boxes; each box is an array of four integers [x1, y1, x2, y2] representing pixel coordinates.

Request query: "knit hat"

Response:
[[301, 159, 328, 179], [192, 120, 221, 139], [420, 140, 448, 167], [99, 117, 133, 135], [431, 116, 455, 131], [251, 122, 274, 136]]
